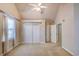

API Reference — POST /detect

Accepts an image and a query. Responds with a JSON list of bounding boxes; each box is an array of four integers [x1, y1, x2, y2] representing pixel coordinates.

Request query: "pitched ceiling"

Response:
[[15, 3, 60, 20]]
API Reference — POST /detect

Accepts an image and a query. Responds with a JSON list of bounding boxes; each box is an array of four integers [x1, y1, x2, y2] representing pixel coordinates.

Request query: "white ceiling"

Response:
[[15, 3, 60, 20]]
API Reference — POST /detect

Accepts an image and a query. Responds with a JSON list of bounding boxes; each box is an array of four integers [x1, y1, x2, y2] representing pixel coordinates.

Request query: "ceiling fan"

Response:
[[28, 3, 47, 13]]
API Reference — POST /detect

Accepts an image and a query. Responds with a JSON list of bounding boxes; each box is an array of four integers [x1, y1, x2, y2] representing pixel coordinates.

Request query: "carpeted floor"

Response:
[[7, 43, 72, 56]]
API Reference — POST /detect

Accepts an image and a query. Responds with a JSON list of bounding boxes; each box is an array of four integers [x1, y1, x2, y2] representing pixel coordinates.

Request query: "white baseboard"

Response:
[[21, 42, 46, 45], [6, 42, 20, 55], [14, 42, 20, 48], [62, 46, 74, 56], [7, 47, 14, 53]]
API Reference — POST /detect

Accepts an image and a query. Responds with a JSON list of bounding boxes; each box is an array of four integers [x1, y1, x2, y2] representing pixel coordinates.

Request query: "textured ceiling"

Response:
[[15, 3, 60, 20]]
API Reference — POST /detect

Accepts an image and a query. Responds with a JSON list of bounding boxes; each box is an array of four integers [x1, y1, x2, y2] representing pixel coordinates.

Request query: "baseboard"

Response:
[[4, 42, 21, 56], [7, 47, 14, 53], [21, 42, 46, 45], [62, 47, 74, 56], [14, 42, 21, 48]]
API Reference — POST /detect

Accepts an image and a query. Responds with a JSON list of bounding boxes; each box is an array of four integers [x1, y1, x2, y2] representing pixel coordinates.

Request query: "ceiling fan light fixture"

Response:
[[40, 6, 47, 8], [36, 8, 41, 11], [33, 8, 41, 12]]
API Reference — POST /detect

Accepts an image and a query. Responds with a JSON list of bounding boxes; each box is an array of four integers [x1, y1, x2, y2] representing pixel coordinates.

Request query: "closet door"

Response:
[[33, 23, 41, 43], [23, 23, 32, 43]]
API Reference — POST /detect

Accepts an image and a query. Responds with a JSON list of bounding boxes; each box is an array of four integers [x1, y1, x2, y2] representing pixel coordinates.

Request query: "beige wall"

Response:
[[0, 3, 20, 19], [14, 20, 22, 47], [74, 3, 79, 55], [55, 3, 79, 55], [55, 4, 75, 55], [0, 13, 4, 55]]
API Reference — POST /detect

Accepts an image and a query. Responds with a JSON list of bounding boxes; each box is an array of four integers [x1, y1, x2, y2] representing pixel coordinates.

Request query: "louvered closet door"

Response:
[[23, 23, 32, 43]]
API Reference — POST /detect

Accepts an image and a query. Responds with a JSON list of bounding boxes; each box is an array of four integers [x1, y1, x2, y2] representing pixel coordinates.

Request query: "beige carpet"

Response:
[[7, 43, 72, 56]]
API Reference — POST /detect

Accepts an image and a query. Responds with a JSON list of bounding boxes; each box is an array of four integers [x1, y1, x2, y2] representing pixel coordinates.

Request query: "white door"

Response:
[[23, 22, 41, 43], [23, 23, 32, 43], [33, 23, 41, 43], [51, 25, 57, 43]]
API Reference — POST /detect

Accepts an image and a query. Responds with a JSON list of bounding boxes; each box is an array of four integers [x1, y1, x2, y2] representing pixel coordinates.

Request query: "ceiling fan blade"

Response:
[[32, 8, 41, 12], [32, 8, 36, 10], [40, 6, 47, 8], [32, 8, 38, 11]]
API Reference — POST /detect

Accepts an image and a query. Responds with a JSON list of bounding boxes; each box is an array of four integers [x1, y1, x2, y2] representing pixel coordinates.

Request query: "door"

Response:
[[33, 23, 41, 43], [23, 23, 32, 43], [51, 25, 56, 43], [23, 22, 41, 43], [57, 24, 62, 46]]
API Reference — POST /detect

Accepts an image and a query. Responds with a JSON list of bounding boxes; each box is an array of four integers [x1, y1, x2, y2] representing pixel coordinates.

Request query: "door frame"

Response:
[[56, 23, 62, 47], [22, 20, 45, 44]]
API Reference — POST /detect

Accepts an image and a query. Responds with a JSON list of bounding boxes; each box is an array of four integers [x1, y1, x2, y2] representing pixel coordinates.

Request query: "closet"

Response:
[[23, 22, 41, 44]]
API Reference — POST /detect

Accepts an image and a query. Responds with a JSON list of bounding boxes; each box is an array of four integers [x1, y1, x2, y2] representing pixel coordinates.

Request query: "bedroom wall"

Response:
[[0, 13, 4, 55], [55, 4, 75, 55], [74, 3, 79, 55]]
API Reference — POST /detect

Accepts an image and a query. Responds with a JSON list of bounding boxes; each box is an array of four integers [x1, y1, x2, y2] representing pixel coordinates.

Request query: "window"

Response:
[[6, 17, 16, 40]]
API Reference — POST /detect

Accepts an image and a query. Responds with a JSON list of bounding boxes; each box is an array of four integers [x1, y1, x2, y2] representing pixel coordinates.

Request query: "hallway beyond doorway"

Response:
[[7, 43, 72, 56]]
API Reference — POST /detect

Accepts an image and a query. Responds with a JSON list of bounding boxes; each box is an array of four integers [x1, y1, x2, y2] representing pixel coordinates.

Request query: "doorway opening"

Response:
[[56, 24, 62, 47]]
